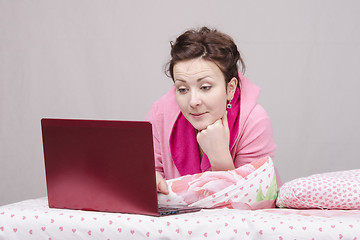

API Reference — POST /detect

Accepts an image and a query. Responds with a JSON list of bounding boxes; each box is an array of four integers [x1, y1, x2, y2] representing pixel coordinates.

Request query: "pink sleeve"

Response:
[[145, 102, 165, 177]]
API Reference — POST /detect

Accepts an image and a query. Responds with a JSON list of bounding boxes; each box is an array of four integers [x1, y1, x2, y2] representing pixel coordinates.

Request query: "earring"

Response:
[[227, 101, 232, 109]]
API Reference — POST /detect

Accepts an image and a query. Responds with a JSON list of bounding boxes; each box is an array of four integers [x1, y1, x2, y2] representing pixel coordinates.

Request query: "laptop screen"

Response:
[[42, 118, 160, 216]]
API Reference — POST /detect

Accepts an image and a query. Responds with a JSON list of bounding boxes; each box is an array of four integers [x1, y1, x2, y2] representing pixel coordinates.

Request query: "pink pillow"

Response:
[[158, 157, 278, 210], [276, 169, 360, 209]]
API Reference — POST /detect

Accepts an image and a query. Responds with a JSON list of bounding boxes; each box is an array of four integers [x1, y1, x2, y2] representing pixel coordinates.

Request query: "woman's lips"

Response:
[[191, 112, 206, 118]]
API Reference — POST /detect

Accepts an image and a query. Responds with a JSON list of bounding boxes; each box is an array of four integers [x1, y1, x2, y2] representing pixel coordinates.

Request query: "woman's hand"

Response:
[[156, 172, 169, 195], [196, 111, 235, 171]]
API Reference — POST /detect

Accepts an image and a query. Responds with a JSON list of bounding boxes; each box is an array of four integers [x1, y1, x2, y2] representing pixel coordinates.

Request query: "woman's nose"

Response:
[[189, 91, 201, 107]]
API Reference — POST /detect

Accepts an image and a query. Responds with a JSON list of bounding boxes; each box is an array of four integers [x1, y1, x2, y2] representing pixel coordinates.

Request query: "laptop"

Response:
[[41, 118, 200, 216]]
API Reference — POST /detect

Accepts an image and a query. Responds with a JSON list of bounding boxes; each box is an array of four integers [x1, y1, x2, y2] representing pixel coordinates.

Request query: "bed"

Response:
[[1, 161, 360, 240], [1, 198, 360, 239]]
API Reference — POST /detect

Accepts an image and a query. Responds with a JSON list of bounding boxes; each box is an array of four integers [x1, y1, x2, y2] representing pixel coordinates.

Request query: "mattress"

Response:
[[1, 197, 360, 240]]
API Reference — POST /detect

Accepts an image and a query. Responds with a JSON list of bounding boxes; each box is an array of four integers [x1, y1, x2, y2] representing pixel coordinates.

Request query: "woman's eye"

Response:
[[201, 85, 212, 91], [177, 88, 188, 94]]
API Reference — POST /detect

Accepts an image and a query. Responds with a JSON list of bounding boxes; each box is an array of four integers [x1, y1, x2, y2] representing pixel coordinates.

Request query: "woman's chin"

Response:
[[192, 123, 209, 131], [187, 116, 216, 131]]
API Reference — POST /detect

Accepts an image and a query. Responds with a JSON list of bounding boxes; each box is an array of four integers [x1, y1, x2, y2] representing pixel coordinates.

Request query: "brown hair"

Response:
[[166, 27, 245, 84]]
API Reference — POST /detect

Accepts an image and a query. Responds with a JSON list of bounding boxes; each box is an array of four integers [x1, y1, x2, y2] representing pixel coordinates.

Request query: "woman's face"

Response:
[[173, 58, 237, 131]]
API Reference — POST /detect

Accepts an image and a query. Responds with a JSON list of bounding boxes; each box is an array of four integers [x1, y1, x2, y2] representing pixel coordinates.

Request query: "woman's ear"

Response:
[[227, 77, 238, 101]]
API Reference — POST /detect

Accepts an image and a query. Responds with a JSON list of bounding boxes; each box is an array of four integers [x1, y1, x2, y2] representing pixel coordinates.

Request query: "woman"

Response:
[[146, 27, 278, 194]]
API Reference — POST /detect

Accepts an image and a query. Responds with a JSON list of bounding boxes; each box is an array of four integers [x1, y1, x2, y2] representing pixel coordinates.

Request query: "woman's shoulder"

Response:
[[237, 74, 274, 141]]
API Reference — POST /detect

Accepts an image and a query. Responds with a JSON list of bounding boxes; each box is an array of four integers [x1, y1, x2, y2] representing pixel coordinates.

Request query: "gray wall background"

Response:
[[1, 0, 360, 206]]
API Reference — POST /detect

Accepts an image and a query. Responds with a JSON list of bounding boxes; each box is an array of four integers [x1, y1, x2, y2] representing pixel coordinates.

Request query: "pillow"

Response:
[[158, 157, 278, 210], [276, 169, 360, 209]]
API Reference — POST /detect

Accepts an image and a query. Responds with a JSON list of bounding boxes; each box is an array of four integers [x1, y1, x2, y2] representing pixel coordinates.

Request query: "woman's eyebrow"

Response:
[[174, 75, 212, 83], [197, 76, 212, 82], [174, 79, 186, 83]]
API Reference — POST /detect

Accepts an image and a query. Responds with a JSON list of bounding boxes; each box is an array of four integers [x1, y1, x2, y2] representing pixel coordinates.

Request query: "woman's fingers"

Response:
[[156, 172, 169, 195], [158, 180, 169, 195], [222, 111, 229, 129]]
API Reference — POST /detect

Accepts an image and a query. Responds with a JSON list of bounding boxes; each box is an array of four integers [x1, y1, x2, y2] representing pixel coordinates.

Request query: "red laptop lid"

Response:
[[41, 118, 160, 216]]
